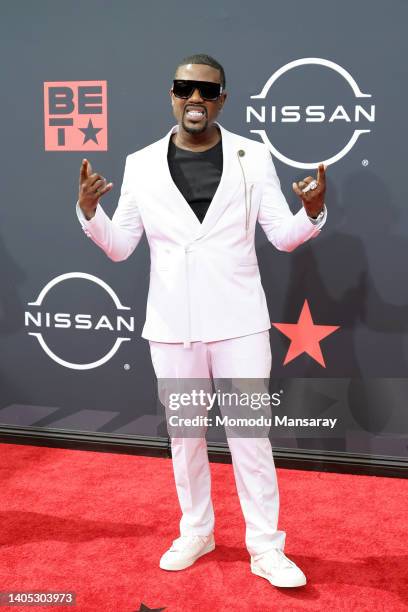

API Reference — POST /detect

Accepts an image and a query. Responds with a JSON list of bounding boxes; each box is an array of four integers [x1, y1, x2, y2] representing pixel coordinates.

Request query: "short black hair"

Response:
[[175, 53, 226, 89]]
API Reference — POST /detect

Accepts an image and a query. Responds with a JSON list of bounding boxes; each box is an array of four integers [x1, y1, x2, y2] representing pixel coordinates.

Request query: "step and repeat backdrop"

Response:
[[1, 0, 407, 461]]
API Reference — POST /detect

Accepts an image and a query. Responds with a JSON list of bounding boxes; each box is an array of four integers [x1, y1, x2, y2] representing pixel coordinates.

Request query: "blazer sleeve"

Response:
[[76, 154, 144, 262], [257, 149, 326, 252]]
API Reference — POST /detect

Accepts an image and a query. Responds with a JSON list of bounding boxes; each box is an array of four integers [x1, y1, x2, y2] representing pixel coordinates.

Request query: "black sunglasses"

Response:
[[172, 79, 223, 101]]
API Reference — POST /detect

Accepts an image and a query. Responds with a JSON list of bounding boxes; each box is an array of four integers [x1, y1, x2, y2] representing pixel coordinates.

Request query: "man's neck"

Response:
[[172, 124, 221, 152]]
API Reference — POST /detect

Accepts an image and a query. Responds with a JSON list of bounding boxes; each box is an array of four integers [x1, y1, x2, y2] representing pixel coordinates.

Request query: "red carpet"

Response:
[[0, 442, 407, 612]]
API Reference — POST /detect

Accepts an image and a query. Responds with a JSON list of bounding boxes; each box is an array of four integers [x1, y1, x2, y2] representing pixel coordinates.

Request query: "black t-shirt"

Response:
[[167, 137, 223, 223]]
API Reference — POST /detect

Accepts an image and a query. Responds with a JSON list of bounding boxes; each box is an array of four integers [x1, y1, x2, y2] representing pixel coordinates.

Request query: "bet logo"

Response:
[[44, 80, 107, 151]]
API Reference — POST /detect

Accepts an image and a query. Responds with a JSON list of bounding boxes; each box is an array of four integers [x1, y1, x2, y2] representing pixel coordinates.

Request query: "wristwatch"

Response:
[[308, 205, 326, 225]]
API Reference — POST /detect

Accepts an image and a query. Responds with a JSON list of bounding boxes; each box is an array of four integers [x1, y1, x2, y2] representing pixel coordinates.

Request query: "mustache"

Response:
[[184, 105, 207, 114]]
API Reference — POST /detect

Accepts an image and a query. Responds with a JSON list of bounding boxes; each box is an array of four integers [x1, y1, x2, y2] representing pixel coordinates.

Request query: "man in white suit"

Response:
[[76, 54, 326, 588]]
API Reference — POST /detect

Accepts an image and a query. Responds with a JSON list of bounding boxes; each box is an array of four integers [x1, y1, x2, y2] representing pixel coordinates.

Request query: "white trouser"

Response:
[[149, 331, 286, 556]]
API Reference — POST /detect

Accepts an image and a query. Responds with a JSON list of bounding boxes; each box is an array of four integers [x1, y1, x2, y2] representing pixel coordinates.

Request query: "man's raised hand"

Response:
[[292, 163, 326, 219], [78, 159, 113, 220]]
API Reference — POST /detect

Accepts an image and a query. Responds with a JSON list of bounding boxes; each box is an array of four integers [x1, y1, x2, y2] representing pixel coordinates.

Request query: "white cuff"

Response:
[[76, 201, 100, 236], [307, 204, 327, 228]]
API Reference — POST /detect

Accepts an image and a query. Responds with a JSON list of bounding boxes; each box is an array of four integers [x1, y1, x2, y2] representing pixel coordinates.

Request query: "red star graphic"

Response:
[[272, 300, 340, 367]]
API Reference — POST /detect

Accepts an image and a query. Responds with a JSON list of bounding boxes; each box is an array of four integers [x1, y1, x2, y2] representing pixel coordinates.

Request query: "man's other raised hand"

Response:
[[78, 159, 113, 220]]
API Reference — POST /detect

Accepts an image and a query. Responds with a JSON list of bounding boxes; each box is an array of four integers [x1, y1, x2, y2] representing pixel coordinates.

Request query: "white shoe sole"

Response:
[[159, 540, 215, 571], [251, 562, 307, 588]]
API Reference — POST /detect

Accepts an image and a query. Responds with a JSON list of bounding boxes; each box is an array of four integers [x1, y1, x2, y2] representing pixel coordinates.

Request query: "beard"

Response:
[[182, 114, 209, 134]]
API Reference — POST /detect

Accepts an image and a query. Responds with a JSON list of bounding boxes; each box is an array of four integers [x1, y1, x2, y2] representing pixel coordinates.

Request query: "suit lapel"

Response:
[[197, 122, 242, 238], [157, 124, 203, 234], [154, 121, 243, 240]]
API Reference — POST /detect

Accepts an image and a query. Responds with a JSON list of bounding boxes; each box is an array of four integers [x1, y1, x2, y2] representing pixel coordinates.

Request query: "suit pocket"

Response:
[[153, 248, 186, 272], [153, 249, 173, 271]]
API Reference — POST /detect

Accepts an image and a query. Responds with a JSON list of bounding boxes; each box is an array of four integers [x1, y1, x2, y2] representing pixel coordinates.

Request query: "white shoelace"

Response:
[[170, 535, 210, 551], [254, 548, 296, 571]]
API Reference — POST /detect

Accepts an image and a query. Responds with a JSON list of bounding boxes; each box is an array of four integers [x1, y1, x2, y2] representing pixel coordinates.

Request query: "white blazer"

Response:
[[77, 121, 326, 346]]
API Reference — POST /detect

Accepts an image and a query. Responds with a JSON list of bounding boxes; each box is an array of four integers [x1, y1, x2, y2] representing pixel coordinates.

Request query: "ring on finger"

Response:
[[302, 179, 318, 193]]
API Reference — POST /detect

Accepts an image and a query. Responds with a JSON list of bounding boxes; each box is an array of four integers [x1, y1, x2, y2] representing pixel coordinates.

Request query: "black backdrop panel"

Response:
[[0, 1, 407, 460]]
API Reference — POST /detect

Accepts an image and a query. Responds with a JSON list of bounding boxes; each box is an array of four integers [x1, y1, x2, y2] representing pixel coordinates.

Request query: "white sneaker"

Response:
[[251, 548, 307, 588], [159, 533, 215, 571]]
